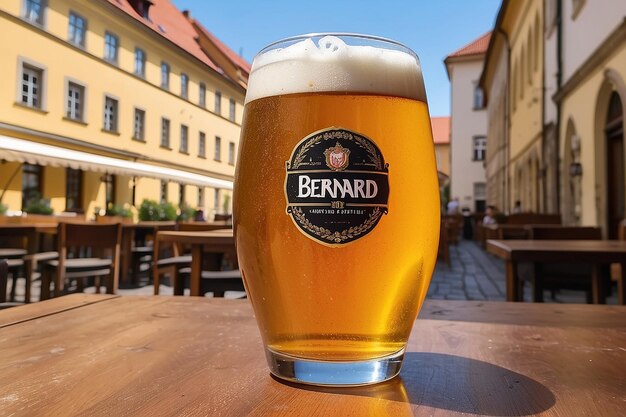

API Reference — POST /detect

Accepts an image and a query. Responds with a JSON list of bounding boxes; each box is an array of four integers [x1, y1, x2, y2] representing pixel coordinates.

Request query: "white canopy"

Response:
[[0, 136, 233, 190]]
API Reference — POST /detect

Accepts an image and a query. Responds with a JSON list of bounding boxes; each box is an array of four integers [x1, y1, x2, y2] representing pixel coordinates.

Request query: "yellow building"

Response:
[[0, 0, 248, 220]]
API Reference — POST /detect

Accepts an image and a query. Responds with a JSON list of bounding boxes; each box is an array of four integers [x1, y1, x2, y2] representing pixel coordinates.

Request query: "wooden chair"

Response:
[[152, 222, 231, 294], [40, 223, 122, 299], [1, 259, 23, 309], [524, 226, 603, 302], [610, 220, 626, 304]]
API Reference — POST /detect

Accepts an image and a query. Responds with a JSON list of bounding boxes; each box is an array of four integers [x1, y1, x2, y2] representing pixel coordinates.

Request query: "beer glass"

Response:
[[234, 33, 439, 386]]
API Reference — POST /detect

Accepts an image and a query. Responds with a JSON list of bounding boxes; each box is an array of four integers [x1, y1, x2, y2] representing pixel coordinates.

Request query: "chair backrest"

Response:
[[529, 226, 602, 240], [0, 259, 8, 303], [59, 222, 122, 249], [0, 226, 36, 251]]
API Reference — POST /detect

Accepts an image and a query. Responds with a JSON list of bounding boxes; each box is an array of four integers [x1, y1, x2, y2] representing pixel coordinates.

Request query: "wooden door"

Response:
[[606, 91, 624, 239]]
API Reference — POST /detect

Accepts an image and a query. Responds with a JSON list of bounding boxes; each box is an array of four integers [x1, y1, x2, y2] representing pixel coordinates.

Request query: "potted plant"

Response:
[[138, 199, 177, 221], [96, 203, 133, 224]]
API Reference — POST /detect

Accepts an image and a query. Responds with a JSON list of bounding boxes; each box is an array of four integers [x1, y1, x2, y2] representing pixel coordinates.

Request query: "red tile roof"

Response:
[[190, 19, 251, 75], [431, 116, 450, 145], [104, 0, 235, 79], [447, 31, 492, 58]]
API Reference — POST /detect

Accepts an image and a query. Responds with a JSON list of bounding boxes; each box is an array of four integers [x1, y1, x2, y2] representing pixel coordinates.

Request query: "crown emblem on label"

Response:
[[324, 142, 350, 171]]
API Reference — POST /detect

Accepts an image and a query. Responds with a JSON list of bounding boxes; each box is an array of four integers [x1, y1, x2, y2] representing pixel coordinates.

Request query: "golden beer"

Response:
[[234, 35, 439, 385]]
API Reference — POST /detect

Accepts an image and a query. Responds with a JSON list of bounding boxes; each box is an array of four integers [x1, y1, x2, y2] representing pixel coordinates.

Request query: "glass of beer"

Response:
[[234, 33, 439, 386]]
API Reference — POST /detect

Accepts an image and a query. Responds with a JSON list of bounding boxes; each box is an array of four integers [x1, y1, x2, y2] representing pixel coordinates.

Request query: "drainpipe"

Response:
[[555, 0, 563, 214], [497, 27, 511, 214]]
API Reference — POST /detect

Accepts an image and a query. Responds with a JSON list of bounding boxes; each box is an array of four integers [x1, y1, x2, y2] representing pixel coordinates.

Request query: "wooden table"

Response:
[[1, 295, 624, 416], [153, 230, 235, 296], [487, 239, 626, 303]]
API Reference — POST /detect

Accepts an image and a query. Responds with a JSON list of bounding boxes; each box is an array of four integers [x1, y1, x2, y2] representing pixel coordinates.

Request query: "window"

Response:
[[199, 83, 206, 107], [103, 174, 116, 207], [180, 73, 188, 99], [133, 108, 145, 140], [179, 184, 186, 206], [103, 96, 118, 132], [161, 117, 170, 148], [23, 0, 45, 26], [104, 32, 118, 64], [20, 64, 43, 108], [180, 124, 188, 153], [68, 12, 86, 47], [134, 48, 146, 77], [66, 82, 85, 121], [472, 136, 487, 161], [215, 91, 221, 114], [228, 142, 235, 165], [198, 132, 206, 158], [161, 62, 170, 89], [160, 180, 168, 203], [229, 98, 236, 122], [65, 168, 82, 211], [197, 187, 204, 208], [22, 163, 42, 209], [214, 136, 221, 161], [473, 82, 484, 109]]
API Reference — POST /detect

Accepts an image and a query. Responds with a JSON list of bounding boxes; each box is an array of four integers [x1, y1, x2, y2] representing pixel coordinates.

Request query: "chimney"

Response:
[[182, 10, 191, 19]]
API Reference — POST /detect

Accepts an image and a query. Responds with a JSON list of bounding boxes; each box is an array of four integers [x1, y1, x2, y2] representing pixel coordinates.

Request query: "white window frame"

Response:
[[104, 31, 119, 64], [22, 0, 46, 27], [134, 47, 146, 78], [64, 78, 87, 122], [228, 141, 235, 165], [161, 117, 170, 148], [214, 136, 221, 161], [229, 98, 236, 121], [198, 131, 206, 158], [214, 188, 220, 214], [214, 91, 221, 115], [180, 124, 189, 153], [472, 136, 487, 162], [161, 62, 170, 89], [133, 107, 145, 141], [197, 187, 204, 208], [103, 95, 119, 132], [180, 73, 189, 99], [16, 57, 47, 110], [68, 11, 87, 48], [199, 83, 206, 107]]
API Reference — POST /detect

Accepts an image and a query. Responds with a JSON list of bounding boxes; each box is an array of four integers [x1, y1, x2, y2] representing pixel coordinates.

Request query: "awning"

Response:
[[0, 136, 233, 190]]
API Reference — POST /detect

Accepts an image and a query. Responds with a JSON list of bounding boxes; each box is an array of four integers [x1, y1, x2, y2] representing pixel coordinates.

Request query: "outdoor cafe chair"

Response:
[[40, 222, 122, 299], [0, 259, 23, 309]]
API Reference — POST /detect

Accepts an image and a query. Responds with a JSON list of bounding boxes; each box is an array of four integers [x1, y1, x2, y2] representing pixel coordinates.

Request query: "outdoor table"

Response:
[[0, 224, 57, 253], [153, 229, 235, 296], [486, 239, 626, 304], [0, 295, 623, 416]]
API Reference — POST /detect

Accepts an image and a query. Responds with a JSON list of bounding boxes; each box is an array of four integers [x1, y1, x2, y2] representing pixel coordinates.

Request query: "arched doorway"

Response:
[[606, 91, 624, 239]]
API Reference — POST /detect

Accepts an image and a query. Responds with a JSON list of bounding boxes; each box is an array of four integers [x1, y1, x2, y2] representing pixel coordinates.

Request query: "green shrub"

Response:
[[23, 198, 53, 215], [177, 203, 196, 222], [0, 202, 7, 215], [138, 199, 177, 221], [105, 203, 133, 218]]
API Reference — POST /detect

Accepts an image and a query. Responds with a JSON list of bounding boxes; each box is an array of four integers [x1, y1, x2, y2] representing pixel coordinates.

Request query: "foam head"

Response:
[[245, 35, 427, 104]]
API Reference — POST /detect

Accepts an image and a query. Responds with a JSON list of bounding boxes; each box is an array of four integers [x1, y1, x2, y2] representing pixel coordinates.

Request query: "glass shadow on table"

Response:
[[275, 352, 555, 416]]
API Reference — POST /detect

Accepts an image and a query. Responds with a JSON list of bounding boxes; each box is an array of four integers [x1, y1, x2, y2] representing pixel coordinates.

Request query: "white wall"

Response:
[[450, 58, 488, 211], [562, 0, 626, 82]]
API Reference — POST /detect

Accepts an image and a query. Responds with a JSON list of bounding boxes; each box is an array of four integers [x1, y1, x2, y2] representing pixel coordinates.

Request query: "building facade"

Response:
[[0, 0, 249, 219], [481, 0, 626, 237], [445, 32, 491, 212]]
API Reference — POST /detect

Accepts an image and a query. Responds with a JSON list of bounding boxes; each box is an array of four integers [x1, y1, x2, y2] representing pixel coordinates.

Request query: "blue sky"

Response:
[[173, 0, 501, 116]]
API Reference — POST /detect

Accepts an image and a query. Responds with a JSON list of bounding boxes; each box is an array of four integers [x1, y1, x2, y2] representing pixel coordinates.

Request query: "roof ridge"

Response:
[[447, 31, 492, 58]]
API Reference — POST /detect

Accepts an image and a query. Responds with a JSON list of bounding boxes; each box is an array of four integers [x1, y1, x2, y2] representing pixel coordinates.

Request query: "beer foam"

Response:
[[245, 36, 426, 103]]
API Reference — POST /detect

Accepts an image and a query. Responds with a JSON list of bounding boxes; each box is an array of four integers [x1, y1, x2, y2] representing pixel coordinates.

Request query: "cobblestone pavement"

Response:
[[428, 239, 619, 304], [428, 239, 507, 301]]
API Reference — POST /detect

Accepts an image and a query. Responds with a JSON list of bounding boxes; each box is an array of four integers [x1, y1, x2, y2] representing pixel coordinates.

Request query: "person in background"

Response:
[[447, 197, 460, 215], [512, 200, 522, 214], [482, 205, 498, 225], [194, 209, 206, 222]]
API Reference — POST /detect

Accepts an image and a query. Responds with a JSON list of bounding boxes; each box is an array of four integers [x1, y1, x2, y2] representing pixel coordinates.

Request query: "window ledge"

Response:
[[214, 158, 222, 163], [101, 128, 120, 136], [132, 137, 146, 143], [14, 102, 48, 114], [160, 145, 172, 150], [179, 150, 190, 155], [198, 155, 206, 159], [63, 116, 88, 126]]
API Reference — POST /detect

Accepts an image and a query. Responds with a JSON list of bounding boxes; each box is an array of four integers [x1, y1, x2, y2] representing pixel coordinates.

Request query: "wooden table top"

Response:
[[156, 229, 233, 244], [487, 239, 626, 262], [1, 295, 624, 416]]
